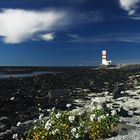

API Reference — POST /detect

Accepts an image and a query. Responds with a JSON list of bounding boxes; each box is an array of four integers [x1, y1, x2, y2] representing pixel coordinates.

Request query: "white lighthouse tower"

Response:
[[102, 50, 111, 66]]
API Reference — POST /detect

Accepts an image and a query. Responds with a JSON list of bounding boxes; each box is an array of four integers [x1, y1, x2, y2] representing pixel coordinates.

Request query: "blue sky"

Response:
[[0, 0, 140, 66]]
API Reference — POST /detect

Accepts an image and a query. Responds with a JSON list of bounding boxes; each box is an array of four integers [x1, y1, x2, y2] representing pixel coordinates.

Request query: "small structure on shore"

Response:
[[102, 50, 111, 66]]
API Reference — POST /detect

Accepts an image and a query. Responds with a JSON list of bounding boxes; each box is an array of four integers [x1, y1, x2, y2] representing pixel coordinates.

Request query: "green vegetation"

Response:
[[13, 103, 119, 140]]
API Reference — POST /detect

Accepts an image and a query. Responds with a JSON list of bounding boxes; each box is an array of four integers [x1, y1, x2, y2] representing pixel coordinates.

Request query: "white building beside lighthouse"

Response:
[[102, 50, 111, 66]]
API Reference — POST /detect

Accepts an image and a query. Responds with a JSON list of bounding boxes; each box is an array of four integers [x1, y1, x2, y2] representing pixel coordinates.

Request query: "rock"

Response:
[[128, 111, 134, 116], [0, 117, 8, 122], [105, 100, 112, 103], [0, 123, 6, 132], [129, 107, 137, 111], [87, 93, 97, 98], [73, 99, 85, 107], [0, 129, 12, 140], [133, 111, 140, 116], [117, 123, 136, 136], [117, 107, 130, 117], [89, 81, 96, 91], [104, 91, 110, 96], [112, 103, 120, 109], [132, 96, 139, 99], [133, 79, 140, 86], [112, 84, 124, 99], [48, 89, 67, 99], [135, 86, 140, 89], [101, 102, 110, 112]]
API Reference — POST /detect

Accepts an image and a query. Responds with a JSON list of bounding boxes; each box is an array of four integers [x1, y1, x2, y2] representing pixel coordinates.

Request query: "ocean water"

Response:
[[0, 71, 49, 79]]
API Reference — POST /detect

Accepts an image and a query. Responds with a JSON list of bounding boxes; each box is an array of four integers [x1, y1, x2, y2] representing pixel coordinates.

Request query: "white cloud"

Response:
[[0, 9, 69, 44], [119, 0, 140, 15], [41, 32, 55, 41]]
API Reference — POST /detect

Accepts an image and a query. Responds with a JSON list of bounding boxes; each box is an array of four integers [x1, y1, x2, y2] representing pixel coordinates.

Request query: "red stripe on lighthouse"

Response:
[[102, 54, 106, 56]]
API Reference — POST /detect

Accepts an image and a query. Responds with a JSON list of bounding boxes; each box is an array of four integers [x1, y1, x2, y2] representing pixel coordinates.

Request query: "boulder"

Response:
[[117, 107, 130, 117], [112, 84, 124, 99], [48, 89, 67, 99]]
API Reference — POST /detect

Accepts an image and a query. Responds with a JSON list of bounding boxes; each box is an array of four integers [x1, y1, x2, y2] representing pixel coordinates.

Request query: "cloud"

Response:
[[40, 32, 55, 41], [119, 0, 140, 15], [68, 32, 140, 43], [76, 11, 103, 23], [0, 9, 69, 44]]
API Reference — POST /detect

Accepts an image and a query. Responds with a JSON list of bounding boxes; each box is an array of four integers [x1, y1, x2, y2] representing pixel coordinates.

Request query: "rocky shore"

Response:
[[0, 66, 140, 139]]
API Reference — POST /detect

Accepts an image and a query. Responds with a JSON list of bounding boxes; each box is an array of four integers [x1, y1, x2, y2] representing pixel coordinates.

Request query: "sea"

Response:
[[0, 71, 49, 79]]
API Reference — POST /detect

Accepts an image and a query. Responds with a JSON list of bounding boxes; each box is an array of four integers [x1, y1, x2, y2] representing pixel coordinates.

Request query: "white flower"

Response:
[[45, 120, 52, 130], [80, 122, 84, 127], [90, 114, 96, 122], [111, 110, 117, 116], [33, 126, 37, 130], [106, 113, 109, 117], [71, 128, 76, 135], [75, 133, 80, 139], [52, 107, 55, 111], [78, 111, 83, 116], [52, 129, 59, 135], [98, 116, 102, 122], [68, 115, 75, 123], [66, 104, 71, 108], [12, 134, 18, 139], [16, 122, 21, 126], [56, 112, 61, 119], [33, 119, 37, 123], [39, 114, 44, 119], [77, 126, 81, 130], [97, 105, 102, 110], [90, 106, 96, 111], [100, 115, 105, 119]]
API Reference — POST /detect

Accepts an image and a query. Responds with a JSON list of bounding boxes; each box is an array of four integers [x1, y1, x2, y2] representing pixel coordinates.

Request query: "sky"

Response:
[[0, 0, 140, 66]]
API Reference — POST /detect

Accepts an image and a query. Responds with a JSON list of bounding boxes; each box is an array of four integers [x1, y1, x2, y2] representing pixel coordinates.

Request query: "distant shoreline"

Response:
[[0, 64, 140, 73]]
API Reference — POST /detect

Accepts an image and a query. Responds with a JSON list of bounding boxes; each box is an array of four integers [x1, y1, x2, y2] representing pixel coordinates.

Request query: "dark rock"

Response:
[[111, 123, 136, 137], [133, 79, 140, 86], [89, 81, 96, 91], [0, 67, 139, 139], [119, 127, 128, 135], [0, 129, 12, 140], [132, 96, 139, 99], [133, 112, 140, 116], [101, 103, 110, 113], [112, 84, 124, 99], [129, 108, 137, 111], [48, 89, 67, 99], [0, 117, 8, 122], [117, 107, 130, 117], [0, 123, 6, 132]]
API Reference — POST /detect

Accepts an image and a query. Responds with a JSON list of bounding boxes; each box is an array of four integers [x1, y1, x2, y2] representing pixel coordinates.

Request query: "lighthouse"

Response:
[[102, 50, 111, 66]]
